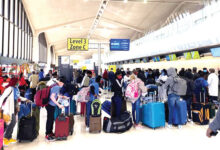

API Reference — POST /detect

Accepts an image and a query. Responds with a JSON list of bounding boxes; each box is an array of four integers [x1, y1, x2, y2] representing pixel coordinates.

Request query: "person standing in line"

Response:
[[45, 76, 66, 141], [207, 68, 219, 103], [129, 74, 147, 128], [29, 71, 39, 97], [157, 69, 168, 102], [111, 71, 124, 118], [0, 77, 31, 147], [164, 67, 182, 129]]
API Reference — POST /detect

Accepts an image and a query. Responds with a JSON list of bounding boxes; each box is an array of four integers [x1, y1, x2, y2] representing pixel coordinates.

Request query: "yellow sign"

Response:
[[108, 65, 116, 73], [73, 60, 79, 64], [67, 38, 89, 51], [81, 66, 87, 71]]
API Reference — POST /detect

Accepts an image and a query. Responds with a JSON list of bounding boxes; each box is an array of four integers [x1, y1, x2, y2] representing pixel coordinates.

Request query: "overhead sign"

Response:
[[72, 60, 79, 64], [211, 47, 220, 57], [108, 65, 116, 73], [110, 39, 130, 51], [184, 52, 192, 60], [81, 66, 87, 71], [67, 38, 89, 51], [191, 51, 200, 59]]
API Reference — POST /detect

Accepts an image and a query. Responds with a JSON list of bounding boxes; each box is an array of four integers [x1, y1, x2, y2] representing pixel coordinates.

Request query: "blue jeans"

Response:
[[132, 98, 141, 124], [185, 97, 192, 119], [86, 100, 92, 127], [168, 94, 180, 125], [112, 96, 122, 118]]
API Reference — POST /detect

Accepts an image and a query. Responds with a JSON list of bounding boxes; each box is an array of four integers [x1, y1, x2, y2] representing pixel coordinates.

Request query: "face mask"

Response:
[[117, 75, 122, 80]]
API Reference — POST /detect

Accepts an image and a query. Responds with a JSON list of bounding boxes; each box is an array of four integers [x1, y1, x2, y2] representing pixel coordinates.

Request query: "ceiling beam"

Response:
[[102, 17, 144, 33], [35, 17, 95, 34], [110, 0, 204, 4], [160, 0, 204, 27]]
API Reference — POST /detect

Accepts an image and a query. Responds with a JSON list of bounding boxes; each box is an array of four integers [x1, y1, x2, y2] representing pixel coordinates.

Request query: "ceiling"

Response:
[[22, 0, 205, 60]]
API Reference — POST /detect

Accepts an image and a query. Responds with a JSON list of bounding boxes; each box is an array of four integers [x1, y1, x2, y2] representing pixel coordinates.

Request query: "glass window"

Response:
[[3, 19, 9, 57], [30, 36, 32, 60], [18, 28, 21, 59], [14, 0, 18, 25], [10, 0, 14, 22], [4, 0, 9, 19], [9, 23, 14, 58], [22, 30, 24, 59], [22, 10, 24, 30], [26, 33, 29, 60], [18, 1, 22, 28], [14, 26, 18, 58], [0, 17, 3, 56], [25, 32, 28, 60], [0, 0, 3, 15]]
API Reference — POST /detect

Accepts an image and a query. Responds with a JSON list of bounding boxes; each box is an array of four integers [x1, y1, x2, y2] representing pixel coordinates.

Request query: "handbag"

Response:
[[0, 89, 13, 123]]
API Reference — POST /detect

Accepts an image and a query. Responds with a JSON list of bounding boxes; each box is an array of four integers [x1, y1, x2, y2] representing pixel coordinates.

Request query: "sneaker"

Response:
[[8, 138, 17, 144], [187, 119, 192, 122], [45, 135, 56, 142], [135, 124, 143, 129], [50, 133, 55, 138], [167, 124, 172, 129], [86, 127, 89, 132], [3, 138, 10, 147], [178, 125, 182, 129]]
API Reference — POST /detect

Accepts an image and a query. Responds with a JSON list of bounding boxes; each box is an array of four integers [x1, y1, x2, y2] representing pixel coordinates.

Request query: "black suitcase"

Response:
[[192, 92, 209, 125], [17, 104, 37, 142]]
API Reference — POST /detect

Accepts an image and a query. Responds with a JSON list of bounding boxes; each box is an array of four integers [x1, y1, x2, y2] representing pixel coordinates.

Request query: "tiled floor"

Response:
[[5, 92, 220, 150]]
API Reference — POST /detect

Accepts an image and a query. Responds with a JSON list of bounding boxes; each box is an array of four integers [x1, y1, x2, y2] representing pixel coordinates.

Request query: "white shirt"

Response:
[[124, 75, 130, 83], [46, 78, 57, 86], [208, 73, 219, 97]]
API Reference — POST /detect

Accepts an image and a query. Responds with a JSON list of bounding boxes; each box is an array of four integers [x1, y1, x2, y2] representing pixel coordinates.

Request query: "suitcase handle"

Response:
[[58, 115, 66, 121]]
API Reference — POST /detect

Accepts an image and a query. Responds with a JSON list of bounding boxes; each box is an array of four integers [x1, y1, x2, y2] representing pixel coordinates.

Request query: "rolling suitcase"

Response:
[[89, 116, 101, 133], [173, 100, 187, 125], [0, 111, 4, 150], [142, 92, 165, 129], [55, 109, 69, 140], [17, 104, 37, 142], [192, 92, 209, 125]]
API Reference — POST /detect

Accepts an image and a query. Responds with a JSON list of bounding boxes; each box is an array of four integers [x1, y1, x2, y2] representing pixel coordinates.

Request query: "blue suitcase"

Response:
[[142, 102, 165, 129], [173, 100, 187, 125]]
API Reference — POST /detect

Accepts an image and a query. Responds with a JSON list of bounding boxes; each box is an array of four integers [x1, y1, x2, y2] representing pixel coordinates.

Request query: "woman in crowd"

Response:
[[0, 77, 31, 147]]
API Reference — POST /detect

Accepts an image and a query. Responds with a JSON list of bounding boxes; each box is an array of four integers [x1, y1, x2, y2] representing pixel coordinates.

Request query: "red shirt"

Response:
[[19, 77, 27, 86]]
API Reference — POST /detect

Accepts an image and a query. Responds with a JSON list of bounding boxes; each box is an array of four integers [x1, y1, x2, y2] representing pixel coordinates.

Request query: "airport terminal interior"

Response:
[[1, 0, 220, 149]]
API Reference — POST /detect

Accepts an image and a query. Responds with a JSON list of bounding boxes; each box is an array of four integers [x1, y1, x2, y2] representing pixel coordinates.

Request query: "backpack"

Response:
[[125, 80, 140, 102], [172, 77, 187, 96], [103, 111, 133, 133], [25, 88, 34, 102], [34, 84, 57, 107], [91, 99, 102, 117], [76, 87, 90, 102], [82, 77, 90, 87]]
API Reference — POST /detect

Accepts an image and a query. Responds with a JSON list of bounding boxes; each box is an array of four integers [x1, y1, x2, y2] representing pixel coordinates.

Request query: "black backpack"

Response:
[[65, 83, 79, 96]]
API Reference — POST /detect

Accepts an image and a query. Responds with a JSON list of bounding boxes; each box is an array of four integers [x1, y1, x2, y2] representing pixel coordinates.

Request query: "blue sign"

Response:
[[110, 39, 130, 51], [211, 47, 220, 57]]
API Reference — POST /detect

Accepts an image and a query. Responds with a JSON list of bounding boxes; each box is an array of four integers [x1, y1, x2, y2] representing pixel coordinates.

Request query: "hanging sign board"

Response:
[[110, 39, 130, 51], [67, 38, 89, 51]]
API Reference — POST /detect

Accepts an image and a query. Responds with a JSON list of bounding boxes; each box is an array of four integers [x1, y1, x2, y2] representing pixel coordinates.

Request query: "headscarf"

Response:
[[6, 77, 18, 88]]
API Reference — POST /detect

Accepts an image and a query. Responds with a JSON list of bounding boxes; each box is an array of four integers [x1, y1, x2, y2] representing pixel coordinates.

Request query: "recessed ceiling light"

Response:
[[144, 0, 147, 3], [84, 0, 88, 2], [124, 0, 128, 3]]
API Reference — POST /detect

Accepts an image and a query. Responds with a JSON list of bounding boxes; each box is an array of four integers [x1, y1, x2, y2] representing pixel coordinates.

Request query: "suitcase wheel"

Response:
[[62, 137, 67, 140], [69, 131, 73, 135]]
